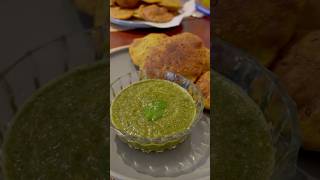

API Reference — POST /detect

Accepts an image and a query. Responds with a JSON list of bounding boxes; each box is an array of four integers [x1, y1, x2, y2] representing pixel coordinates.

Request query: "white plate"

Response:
[[110, 0, 195, 29], [110, 46, 210, 180]]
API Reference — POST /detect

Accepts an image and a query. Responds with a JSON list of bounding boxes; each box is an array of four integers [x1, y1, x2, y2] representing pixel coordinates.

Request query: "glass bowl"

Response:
[[213, 38, 301, 180], [110, 70, 204, 153]]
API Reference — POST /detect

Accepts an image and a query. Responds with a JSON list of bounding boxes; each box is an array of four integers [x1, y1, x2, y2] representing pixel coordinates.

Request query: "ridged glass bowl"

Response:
[[212, 38, 303, 180], [110, 70, 204, 153]]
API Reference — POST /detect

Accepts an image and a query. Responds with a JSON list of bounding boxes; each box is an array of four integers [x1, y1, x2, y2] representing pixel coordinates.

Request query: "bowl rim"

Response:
[[109, 70, 204, 144]]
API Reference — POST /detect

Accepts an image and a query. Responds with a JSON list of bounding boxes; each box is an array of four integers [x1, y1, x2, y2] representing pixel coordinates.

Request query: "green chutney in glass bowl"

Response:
[[110, 71, 204, 153]]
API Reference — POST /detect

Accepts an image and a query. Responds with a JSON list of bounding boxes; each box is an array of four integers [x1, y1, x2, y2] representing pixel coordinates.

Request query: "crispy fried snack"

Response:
[[110, 7, 134, 20], [141, 4, 174, 23], [110, 0, 182, 22], [133, 5, 145, 19], [129, 33, 169, 67], [115, 0, 140, 8], [196, 71, 210, 109], [143, 32, 210, 82], [214, 0, 305, 66], [159, 0, 182, 11], [142, 0, 162, 3], [110, 0, 115, 6], [273, 31, 320, 151]]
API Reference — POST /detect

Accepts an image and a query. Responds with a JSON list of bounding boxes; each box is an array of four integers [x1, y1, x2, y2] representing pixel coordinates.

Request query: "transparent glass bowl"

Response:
[[110, 70, 204, 153], [213, 38, 301, 180], [0, 28, 105, 178]]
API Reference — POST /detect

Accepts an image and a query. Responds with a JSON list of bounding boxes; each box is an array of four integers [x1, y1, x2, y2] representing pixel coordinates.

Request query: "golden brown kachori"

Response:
[[159, 0, 182, 11], [196, 71, 210, 109], [140, 4, 174, 23], [273, 31, 320, 151], [115, 0, 140, 8], [129, 33, 169, 67], [110, 6, 134, 20], [142, 0, 162, 3], [143, 32, 210, 82]]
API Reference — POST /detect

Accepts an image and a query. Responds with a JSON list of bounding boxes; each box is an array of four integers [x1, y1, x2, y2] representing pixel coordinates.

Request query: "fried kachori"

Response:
[[133, 5, 145, 19], [110, 6, 134, 20], [110, 0, 115, 6], [129, 33, 169, 67], [143, 32, 210, 82], [129, 32, 210, 111], [115, 0, 140, 8], [110, 0, 181, 23], [140, 4, 174, 23], [196, 71, 210, 109], [273, 31, 320, 151], [142, 0, 162, 3], [159, 0, 182, 11]]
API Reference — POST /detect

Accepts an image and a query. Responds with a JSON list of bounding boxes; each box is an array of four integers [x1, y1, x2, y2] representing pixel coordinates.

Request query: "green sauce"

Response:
[[111, 79, 196, 139], [3, 62, 108, 179], [212, 71, 275, 180]]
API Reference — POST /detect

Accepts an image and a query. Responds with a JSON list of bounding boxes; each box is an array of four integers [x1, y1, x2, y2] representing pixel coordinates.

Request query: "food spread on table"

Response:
[[127, 32, 284, 179], [110, 0, 182, 22]]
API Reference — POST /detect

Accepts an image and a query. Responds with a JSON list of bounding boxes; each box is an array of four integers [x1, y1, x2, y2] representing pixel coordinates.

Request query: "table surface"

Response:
[[110, 17, 210, 49]]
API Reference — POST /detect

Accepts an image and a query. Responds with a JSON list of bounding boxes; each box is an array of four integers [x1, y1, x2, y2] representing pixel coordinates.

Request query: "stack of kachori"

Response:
[[110, 0, 181, 23], [129, 33, 211, 109]]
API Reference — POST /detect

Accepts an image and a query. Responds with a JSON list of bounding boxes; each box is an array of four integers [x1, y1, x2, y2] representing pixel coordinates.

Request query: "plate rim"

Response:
[[109, 46, 210, 180], [110, 18, 152, 29], [110, 45, 130, 54]]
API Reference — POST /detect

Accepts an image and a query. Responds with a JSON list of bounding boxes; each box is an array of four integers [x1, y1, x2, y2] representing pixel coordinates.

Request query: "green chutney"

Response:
[[111, 79, 196, 151], [3, 62, 108, 180], [212, 71, 275, 180]]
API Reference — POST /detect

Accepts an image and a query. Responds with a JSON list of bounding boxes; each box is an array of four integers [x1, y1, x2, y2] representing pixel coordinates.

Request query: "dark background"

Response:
[[0, 0, 107, 178]]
